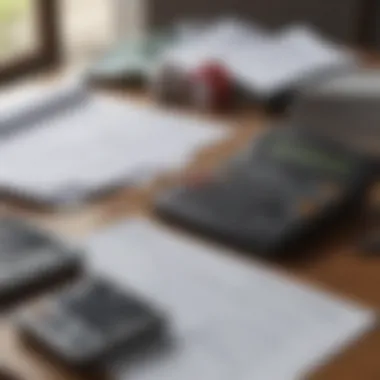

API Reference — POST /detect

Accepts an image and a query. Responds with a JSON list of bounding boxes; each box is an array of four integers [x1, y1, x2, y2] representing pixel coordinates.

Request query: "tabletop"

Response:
[[0, 87, 379, 380]]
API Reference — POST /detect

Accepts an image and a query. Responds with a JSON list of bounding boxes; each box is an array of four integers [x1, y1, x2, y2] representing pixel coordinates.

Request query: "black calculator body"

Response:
[[0, 218, 82, 305], [155, 128, 372, 258], [18, 277, 167, 370]]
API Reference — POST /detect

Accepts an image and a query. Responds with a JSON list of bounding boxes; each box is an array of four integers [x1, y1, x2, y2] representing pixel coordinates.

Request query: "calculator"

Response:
[[18, 277, 167, 369], [0, 218, 82, 305], [155, 128, 372, 258]]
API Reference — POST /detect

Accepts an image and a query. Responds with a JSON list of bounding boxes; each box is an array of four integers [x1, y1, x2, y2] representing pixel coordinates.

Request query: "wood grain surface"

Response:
[[0, 89, 379, 380]]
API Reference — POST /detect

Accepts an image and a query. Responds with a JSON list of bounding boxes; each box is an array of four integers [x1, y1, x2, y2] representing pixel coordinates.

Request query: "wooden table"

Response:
[[0, 88, 379, 380]]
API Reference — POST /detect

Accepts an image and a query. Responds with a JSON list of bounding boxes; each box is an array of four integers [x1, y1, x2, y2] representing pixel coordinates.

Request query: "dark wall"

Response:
[[360, 0, 380, 48], [148, 0, 366, 44]]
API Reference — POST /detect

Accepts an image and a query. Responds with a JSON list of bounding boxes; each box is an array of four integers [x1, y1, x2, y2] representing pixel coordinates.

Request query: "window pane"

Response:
[[61, 0, 116, 63], [0, 0, 40, 65]]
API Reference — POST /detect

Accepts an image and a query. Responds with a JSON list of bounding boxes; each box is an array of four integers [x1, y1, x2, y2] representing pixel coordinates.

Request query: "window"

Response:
[[60, 0, 116, 64], [0, 0, 60, 84]]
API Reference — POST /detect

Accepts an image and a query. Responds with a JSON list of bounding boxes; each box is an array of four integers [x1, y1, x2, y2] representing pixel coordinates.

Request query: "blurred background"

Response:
[[0, 0, 38, 64], [0, 0, 147, 80], [0, 0, 378, 83]]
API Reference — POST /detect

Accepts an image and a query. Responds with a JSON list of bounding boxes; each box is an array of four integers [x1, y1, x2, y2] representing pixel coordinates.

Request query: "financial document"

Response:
[[84, 219, 375, 380], [0, 94, 229, 205]]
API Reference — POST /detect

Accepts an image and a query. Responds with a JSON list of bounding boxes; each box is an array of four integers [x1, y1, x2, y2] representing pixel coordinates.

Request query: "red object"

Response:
[[190, 62, 232, 111]]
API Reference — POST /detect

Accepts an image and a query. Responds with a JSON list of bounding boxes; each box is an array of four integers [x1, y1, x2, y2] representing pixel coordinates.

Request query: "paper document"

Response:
[[84, 218, 375, 380], [162, 20, 353, 98], [162, 18, 269, 72], [0, 95, 229, 205], [0, 79, 86, 139], [228, 25, 354, 97]]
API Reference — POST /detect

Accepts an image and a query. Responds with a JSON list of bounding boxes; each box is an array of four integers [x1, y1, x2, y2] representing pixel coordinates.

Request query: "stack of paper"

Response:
[[0, 93, 229, 205], [84, 219, 375, 380], [161, 19, 354, 99], [228, 25, 353, 98], [162, 18, 269, 72]]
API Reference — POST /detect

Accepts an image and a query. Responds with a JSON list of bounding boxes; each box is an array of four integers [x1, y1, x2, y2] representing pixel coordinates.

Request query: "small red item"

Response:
[[189, 62, 232, 111]]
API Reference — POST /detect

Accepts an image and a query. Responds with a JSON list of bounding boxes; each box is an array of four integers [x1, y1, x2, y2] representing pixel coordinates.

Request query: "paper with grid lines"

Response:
[[84, 218, 376, 380]]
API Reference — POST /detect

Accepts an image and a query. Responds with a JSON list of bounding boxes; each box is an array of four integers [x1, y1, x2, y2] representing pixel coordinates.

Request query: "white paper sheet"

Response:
[[84, 218, 375, 380], [0, 95, 229, 204], [0, 79, 86, 138], [229, 25, 354, 97], [162, 18, 269, 72], [162, 20, 353, 98]]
